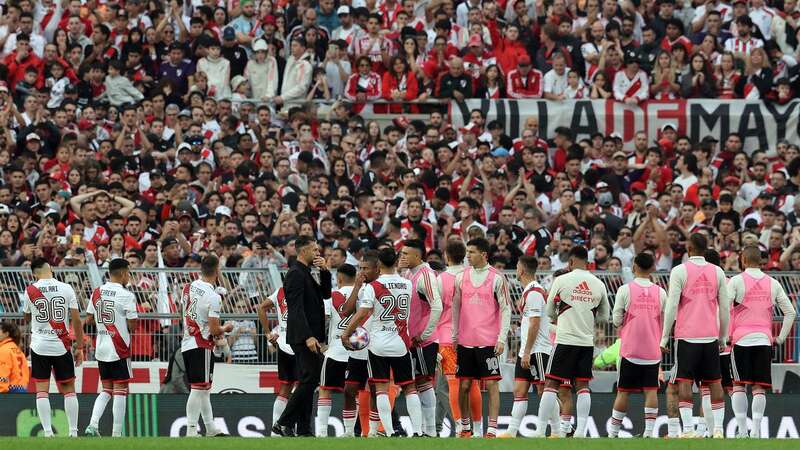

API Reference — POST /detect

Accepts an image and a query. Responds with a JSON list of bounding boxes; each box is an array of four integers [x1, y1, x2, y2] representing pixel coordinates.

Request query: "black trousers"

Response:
[[278, 343, 323, 434]]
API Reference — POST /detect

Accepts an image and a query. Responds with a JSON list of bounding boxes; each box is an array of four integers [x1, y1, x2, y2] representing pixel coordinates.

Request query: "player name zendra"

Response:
[[100, 289, 118, 297], [381, 283, 407, 289]]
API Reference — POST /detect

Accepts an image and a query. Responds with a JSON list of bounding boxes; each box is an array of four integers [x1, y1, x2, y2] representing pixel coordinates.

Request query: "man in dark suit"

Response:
[[272, 235, 331, 437]]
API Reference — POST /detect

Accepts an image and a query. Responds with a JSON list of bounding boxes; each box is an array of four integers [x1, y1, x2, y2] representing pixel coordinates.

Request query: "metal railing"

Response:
[[0, 267, 797, 366]]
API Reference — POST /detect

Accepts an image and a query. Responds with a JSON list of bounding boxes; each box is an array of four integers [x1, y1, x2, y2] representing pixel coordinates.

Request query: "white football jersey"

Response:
[[87, 282, 138, 362], [325, 285, 371, 362], [22, 279, 79, 356], [267, 288, 293, 355], [358, 274, 412, 357], [518, 280, 552, 356], [180, 279, 222, 352]]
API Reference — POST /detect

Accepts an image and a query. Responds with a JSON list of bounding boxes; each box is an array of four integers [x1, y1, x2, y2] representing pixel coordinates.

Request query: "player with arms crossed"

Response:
[[608, 253, 666, 438], [341, 247, 423, 437], [316, 263, 360, 436], [181, 255, 233, 437], [85, 259, 138, 437], [535, 245, 610, 438], [257, 287, 297, 433], [399, 239, 443, 437], [728, 245, 796, 438], [23, 258, 83, 437], [451, 237, 512, 438], [661, 233, 730, 438], [500, 255, 553, 438]]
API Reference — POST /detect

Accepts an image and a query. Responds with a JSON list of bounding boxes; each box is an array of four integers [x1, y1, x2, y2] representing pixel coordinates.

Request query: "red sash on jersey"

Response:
[[27, 285, 71, 351], [182, 284, 214, 350], [624, 77, 642, 98], [370, 280, 411, 350], [91, 288, 131, 359]]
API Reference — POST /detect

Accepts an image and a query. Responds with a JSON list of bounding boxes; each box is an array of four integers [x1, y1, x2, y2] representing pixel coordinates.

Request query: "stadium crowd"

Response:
[[1, 0, 800, 359]]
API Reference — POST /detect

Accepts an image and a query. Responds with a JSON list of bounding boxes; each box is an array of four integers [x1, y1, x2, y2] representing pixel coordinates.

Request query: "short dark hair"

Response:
[[0, 321, 21, 346], [633, 252, 655, 271], [445, 240, 466, 263], [704, 249, 721, 266], [362, 249, 380, 267], [467, 237, 490, 255], [403, 239, 426, 259], [569, 245, 588, 261], [108, 258, 130, 276], [295, 235, 316, 251], [338, 263, 357, 279], [688, 233, 707, 254], [377, 247, 398, 267], [30, 257, 49, 273], [201, 255, 219, 276], [518, 255, 538, 275]]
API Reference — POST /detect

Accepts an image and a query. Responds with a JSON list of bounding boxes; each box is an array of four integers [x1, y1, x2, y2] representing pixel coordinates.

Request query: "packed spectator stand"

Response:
[[0, 0, 799, 364]]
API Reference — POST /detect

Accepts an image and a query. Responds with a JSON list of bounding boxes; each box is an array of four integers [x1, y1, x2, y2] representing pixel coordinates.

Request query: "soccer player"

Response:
[[609, 253, 666, 438], [500, 255, 552, 438], [661, 233, 730, 438], [316, 264, 358, 437], [399, 239, 443, 437], [728, 245, 796, 438], [341, 247, 423, 437], [258, 287, 297, 434], [181, 255, 233, 437], [451, 237, 512, 438], [85, 259, 138, 437], [536, 245, 610, 438], [23, 258, 83, 437]]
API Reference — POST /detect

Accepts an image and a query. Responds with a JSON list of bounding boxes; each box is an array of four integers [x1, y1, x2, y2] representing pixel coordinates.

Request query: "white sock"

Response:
[[343, 407, 357, 436], [752, 392, 765, 438], [186, 389, 203, 437], [701, 390, 713, 435], [418, 384, 436, 436], [486, 418, 497, 437], [199, 389, 218, 435], [460, 417, 471, 432], [667, 417, 681, 438], [732, 388, 748, 435], [679, 401, 694, 434], [406, 391, 423, 435], [507, 396, 528, 436], [272, 395, 288, 432], [644, 407, 658, 437], [36, 393, 53, 436], [64, 392, 79, 437], [369, 409, 381, 436], [575, 389, 590, 438], [112, 390, 127, 437], [376, 392, 394, 435], [696, 419, 707, 437], [474, 417, 483, 436], [536, 388, 558, 436], [609, 409, 625, 437], [712, 400, 725, 434], [90, 390, 112, 428], [316, 397, 332, 437], [560, 416, 572, 435]]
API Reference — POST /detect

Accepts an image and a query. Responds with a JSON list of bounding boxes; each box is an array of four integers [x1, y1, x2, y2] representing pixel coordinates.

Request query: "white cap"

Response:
[[26, 133, 41, 141], [252, 39, 268, 52], [177, 142, 192, 152], [215, 205, 232, 217], [337, 5, 351, 15], [661, 123, 677, 132]]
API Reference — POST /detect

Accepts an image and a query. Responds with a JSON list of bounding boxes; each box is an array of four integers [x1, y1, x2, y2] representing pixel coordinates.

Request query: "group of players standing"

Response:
[[18, 230, 796, 438]]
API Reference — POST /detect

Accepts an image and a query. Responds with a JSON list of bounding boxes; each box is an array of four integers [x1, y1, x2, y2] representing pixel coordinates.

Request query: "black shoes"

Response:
[[272, 424, 296, 437]]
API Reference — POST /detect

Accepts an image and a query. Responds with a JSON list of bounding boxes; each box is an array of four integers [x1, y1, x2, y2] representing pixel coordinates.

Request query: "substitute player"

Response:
[[181, 255, 233, 437], [536, 246, 610, 438], [500, 255, 552, 438], [23, 258, 83, 437], [85, 259, 138, 437], [609, 253, 666, 438], [661, 233, 730, 438], [399, 239, 443, 437], [451, 237, 512, 438], [258, 287, 297, 433], [341, 247, 423, 437], [728, 245, 796, 438], [317, 264, 358, 437]]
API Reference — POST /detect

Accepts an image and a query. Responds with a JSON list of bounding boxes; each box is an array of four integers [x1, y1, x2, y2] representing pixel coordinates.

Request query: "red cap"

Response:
[[468, 34, 482, 47], [262, 15, 276, 26], [723, 176, 741, 186], [518, 54, 531, 66]]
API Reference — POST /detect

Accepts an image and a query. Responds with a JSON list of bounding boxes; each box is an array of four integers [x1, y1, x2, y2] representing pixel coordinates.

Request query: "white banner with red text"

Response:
[[450, 99, 800, 153]]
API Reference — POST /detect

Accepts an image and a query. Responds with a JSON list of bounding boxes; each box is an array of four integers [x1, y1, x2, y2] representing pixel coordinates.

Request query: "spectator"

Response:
[[381, 56, 419, 114], [506, 54, 543, 99], [345, 56, 382, 113], [436, 57, 472, 101], [543, 52, 570, 100], [276, 36, 313, 108], [681, 53, 717, 98], [196, 38, 231, 100], [736, 47, 773, 98], [613, 50, 649, 104]]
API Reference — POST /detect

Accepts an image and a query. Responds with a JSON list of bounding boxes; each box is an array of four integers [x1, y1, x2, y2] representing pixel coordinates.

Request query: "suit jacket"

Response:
[[283, 260, 331, 345]]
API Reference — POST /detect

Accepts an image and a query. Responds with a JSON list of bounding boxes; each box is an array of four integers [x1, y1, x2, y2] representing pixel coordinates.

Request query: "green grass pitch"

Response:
[[0, 437, 793, 449]]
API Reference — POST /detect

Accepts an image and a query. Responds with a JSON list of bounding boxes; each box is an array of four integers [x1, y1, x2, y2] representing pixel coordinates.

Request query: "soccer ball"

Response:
[[348, 327, 370, 350]]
